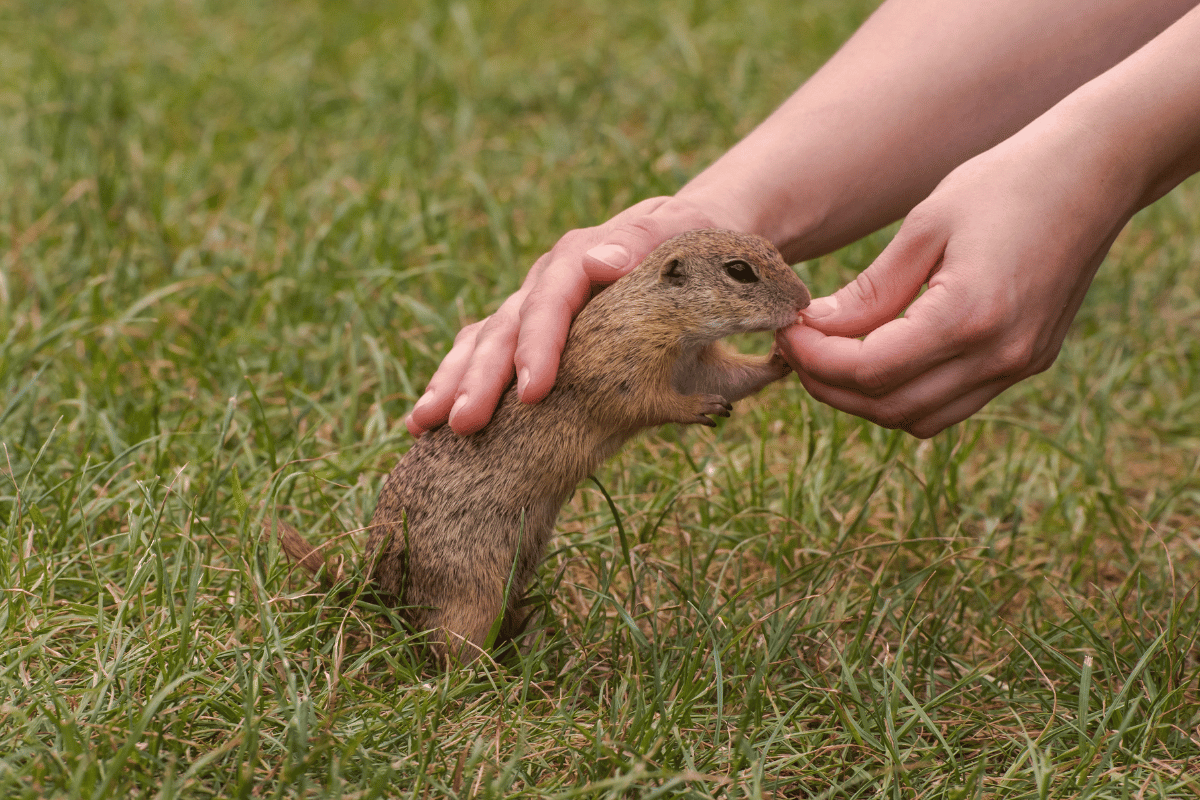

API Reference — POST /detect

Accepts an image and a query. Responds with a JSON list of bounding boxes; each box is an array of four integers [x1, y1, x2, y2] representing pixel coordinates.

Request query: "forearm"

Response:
[[779, 3, 1200, 438], [1066, 3, 1200, 211], [679, 0, 1197, 263]]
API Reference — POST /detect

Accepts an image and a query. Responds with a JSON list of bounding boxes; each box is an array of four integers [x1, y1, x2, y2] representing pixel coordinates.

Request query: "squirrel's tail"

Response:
[[264, 519, 345, 585]]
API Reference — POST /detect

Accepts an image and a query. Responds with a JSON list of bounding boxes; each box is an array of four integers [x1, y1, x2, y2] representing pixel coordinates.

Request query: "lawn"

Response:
[[2, 0, 1200, 797]]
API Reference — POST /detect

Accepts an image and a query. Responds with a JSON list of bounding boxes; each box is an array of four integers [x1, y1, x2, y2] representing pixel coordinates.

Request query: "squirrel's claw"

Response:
[[686, 393, 732, 426]]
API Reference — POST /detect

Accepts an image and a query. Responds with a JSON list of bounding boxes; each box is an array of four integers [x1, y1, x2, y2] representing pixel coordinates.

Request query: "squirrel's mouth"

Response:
[[781, 296, 811, 328], [770, 306, 807, 332], [743, 317, 795, 335], [726, 300, 809, 337]]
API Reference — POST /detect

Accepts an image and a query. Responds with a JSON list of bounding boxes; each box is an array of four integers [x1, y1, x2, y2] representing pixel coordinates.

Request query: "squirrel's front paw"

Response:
[[685, 393, 733, 427], [767, 343, 793, 379]]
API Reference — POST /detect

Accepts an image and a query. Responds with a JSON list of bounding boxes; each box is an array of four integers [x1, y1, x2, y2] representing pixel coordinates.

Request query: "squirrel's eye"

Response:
[[724, 260, 758, 284]]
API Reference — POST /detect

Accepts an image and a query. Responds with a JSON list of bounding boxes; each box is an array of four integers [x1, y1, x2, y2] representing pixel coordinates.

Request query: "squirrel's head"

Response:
[[639, 229, 811, 340]]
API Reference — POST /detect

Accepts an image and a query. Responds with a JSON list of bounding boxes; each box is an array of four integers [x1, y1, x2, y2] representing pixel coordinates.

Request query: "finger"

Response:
[[794, 367, 920, 430], [801, 212, 947, 337], [519, 198, 721, 402], [446, 292, 528, 435], [779, 284, 967, 397], [581, 198, 719, 282], [514, 252, 593, 404], [906, 381, 1011, 438], [795, 349, 1010, 434], [405, 322, 485, 436]]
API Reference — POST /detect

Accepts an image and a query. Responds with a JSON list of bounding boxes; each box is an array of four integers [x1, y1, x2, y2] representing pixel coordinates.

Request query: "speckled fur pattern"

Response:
[[361, 229, 811, 666]]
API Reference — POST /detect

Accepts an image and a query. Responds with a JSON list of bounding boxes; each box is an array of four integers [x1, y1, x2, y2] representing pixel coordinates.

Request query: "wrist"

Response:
[[1008, 94, 1169, 230], [1037, 5, 1200, 211], [676, 165, 828, 263]]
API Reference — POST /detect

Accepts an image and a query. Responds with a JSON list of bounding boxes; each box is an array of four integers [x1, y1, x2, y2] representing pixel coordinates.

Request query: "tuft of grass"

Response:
[[2, 0, 1200, 797]]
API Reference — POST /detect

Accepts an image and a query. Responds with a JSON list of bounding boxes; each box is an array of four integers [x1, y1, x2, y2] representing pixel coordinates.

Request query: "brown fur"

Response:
[[275, 229, 810, 666]]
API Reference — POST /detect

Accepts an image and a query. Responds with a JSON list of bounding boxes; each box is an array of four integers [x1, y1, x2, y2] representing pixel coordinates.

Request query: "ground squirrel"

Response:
[[275, 229, 810, 666]]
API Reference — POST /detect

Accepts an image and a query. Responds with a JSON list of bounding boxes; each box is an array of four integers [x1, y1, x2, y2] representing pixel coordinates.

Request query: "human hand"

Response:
[[776, 122, 1137, 438], [406, 196, 726, 436]]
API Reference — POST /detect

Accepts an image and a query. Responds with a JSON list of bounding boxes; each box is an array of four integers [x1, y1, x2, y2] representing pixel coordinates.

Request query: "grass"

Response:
[[2, 0, 1200, 796]]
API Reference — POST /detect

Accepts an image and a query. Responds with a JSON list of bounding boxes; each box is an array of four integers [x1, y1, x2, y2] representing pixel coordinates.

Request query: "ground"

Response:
[[2, 0, 1199, 797]]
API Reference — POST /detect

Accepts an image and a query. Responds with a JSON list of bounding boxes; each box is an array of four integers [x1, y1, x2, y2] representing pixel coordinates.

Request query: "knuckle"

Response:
[[521, 274, 564, 305], [421, 374, 447, 396], [847, 270, 884, 308], [609, 196, 672, 222], [869, 403, 911, 430], [599, 217, 660, 250], [524, 265, 592, 315], [1028, 347, 1060, 375], [673, 205, 720, 230], [452, 320, 484, 346], [519, 282, 548, 309], [555, 228, 592, 252], [523, 252, 552, 282], [949, 306, 999, 346], [512, 337, 536, 366], [852, 361, 895, 397], [988, 336, 1039, 379], [907, 421, 940, 440], [422, 365, 460, 398], [520, 284, 577, 321], [478, 307, 518, 337], [950, 293, 1022, 349], [900, 203, 939, 235]]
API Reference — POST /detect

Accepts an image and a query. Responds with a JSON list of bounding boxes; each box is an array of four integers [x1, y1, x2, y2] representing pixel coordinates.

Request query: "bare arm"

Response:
[[408, 0, 1196, 436], [780, 1, 1200, 436], [682, 0, 1198, 261]]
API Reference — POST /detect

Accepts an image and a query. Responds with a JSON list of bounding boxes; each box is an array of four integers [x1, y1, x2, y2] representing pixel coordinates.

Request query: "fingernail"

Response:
[[585, 243, 630, 271], [448, 395, 469, 424], [801, 296, 838, 320], [410, 393, 431, 415], [517, 367, 530, 398]]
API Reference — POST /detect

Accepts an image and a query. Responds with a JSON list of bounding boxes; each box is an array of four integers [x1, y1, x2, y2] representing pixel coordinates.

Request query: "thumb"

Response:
[[802, 217, 948, 338], [581, 200, 720, 281]]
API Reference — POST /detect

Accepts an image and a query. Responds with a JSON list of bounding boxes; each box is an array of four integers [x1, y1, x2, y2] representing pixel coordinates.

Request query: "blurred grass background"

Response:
[[2, 0, 1199, 797]]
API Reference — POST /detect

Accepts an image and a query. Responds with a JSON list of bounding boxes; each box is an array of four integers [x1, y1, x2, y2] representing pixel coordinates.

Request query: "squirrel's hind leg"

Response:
[[427, 580, 508, 667]]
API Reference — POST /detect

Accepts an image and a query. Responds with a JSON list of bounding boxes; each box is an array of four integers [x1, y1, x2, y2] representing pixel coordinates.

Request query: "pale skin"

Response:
[[408, 0, 1200, 440]]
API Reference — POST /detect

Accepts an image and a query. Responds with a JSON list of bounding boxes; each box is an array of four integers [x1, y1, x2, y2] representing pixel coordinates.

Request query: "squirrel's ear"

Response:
[[660, 256, 686, 286]]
